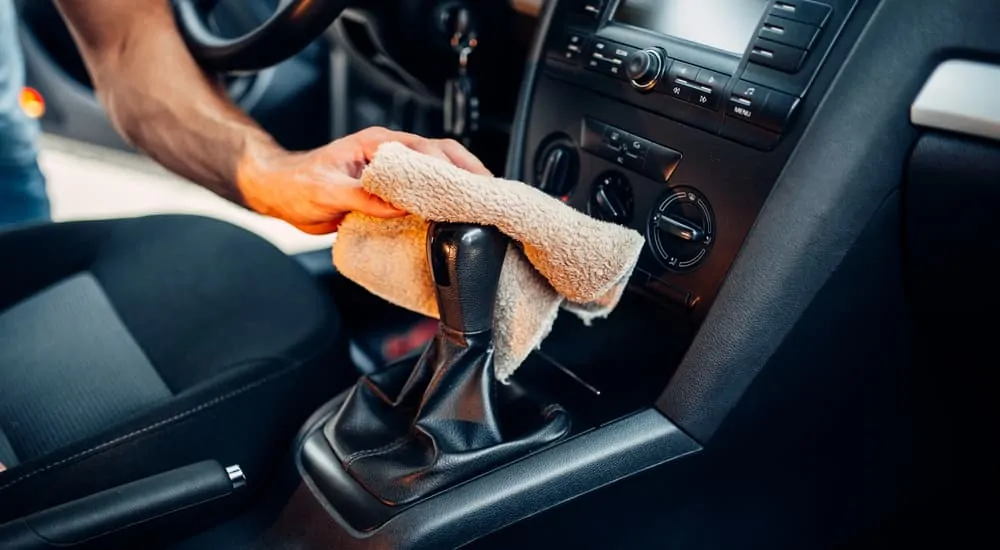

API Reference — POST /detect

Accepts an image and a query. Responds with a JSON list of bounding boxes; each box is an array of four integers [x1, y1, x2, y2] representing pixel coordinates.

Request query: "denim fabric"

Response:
[[0, 0, 50, 228]]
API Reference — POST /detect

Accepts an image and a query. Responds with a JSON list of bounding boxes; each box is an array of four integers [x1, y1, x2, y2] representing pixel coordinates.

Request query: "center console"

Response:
[[268, 1, 867, 548], [520, 0, 857, 322]]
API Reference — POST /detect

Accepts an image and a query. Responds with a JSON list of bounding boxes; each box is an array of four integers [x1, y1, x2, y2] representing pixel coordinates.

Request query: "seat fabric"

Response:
[[0, 215, 352, 522]]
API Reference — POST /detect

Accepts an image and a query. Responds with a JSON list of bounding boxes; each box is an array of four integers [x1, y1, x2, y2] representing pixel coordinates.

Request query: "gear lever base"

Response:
[[324, 327, 569, 505]]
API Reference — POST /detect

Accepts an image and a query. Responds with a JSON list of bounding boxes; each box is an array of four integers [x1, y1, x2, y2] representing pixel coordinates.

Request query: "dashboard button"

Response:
[[623, 151, 646, 172], [622, 137, 648, 171], [644, 143, 682, 183], [749, 38, 807, 73], [624, 136, 648, 158], [728, 97, 759, 123], [577, 0, 605, 19], [581, 119, 682, 181], [662, 80, 697, 101], [759, 15, 821, 50], [562, 33, 587, 62], [605, 43, 636, 62], [586, 55, 626, 79], [586, 40, 632, 79], [666, 61, 699, 84], [694, 69, 729, 91], [770, 0, 832, 27], [757, 91, 801, 133], [604, 126, 625, 149], [731, 80, 769, 101], [688, 85, 720, 110], [727, 81, 771, 124]]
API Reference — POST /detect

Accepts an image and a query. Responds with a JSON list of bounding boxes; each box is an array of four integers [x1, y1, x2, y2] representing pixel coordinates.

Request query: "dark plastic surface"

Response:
[[520, 73, 793, 322], [0, 460, 235, 549], [539, 0, 859, 149], [476, 190, 921, 549], [740, 0, 853, 97], [535, 142, 580, 197], [905, 134, 1000, 312], [898, 133, 999, 549], [277, 407, 699, 549], [659, 0, 1000, 441]]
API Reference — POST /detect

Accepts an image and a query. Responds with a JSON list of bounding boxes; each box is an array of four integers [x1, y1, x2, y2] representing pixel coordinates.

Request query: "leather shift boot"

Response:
[[325, 324, 570, 505], [326, 222, 570, 506]]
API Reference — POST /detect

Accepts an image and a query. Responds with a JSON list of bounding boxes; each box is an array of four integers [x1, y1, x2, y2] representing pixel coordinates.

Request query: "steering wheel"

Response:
[[174, 0, 350, 73]]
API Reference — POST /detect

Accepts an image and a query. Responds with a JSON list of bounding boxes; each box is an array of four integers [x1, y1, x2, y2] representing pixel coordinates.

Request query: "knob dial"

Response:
[[626, 48, 665, 91], [534, 139, 579, 199], [589, 172, 634, 225], [647, 187, 715, 273]]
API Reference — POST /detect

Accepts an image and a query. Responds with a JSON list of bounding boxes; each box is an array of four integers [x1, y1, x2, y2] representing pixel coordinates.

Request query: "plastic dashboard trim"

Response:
[[657, 0, 1000, 441], [291, 395, 700, 548]]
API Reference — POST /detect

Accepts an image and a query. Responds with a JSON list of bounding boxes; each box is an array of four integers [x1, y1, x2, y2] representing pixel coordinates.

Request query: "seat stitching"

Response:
[[0, 355, 299, 495]]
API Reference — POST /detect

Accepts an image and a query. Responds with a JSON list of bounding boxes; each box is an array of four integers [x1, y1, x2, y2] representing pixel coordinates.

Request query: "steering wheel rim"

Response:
[[174, 0, 349, 73]]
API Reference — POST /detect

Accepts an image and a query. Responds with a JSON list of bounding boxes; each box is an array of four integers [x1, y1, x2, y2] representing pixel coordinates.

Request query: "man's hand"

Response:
[[54, 1, 491, 232], [237, 127, 491, 234]]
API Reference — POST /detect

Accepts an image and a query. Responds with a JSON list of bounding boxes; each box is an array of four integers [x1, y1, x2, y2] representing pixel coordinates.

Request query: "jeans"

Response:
[[0, 0, 50, 229]]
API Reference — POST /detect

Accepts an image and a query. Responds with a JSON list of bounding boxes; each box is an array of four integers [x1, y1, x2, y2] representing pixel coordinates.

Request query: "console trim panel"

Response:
[[911, 60, 1000, 144], [292, 391, 700, 547]]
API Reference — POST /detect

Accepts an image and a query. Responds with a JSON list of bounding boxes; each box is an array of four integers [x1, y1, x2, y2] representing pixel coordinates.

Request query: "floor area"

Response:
[[38, 134, 336, 255]]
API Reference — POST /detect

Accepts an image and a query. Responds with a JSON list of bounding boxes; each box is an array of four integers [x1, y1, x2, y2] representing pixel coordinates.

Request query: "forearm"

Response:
[[55, 0, 280, 205]]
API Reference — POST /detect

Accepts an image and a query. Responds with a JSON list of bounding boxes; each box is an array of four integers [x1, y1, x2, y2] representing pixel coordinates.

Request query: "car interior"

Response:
[[1, 0, 996, 548]]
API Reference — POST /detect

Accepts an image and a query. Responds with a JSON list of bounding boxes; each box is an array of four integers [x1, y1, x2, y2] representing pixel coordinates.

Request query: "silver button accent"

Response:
[[226, 464, 247, 490]]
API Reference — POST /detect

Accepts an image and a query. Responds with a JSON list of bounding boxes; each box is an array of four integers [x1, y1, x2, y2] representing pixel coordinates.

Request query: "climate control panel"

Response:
[[532, 117, 726, 313], [580, 118, 682, 183], [647, 188, 716, 273], [589, 171, 634, 225]]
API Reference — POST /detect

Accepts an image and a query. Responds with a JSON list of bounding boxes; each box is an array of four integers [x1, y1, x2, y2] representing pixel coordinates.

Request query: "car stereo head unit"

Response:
[[544, 0, 848, 151], [612, 0, 772, 57]]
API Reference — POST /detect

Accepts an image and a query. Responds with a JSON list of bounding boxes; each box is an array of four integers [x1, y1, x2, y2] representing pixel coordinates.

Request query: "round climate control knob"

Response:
[[647, 187, 716, 273], [533, 137, 579, 200], [589, 172, 634, 225], [626, 48, 665, 91]]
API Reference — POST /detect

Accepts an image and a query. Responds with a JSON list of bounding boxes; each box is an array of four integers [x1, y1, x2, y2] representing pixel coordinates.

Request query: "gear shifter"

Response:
[[325, 223, 570, 506]]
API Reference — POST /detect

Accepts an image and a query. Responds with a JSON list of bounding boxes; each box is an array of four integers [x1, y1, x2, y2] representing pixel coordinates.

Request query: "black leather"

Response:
[[0, 460, 235, 548], [324, 222, 570, 505], [429, 223, 509, 335], [326, 326, 570, 505]]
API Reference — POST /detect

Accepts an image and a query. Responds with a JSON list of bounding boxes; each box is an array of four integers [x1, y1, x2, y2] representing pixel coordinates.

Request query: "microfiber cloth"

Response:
[[333, 142, 645, 381]]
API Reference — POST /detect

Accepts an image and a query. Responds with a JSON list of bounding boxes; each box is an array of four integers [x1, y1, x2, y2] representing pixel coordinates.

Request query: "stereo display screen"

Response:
[[613, 0, 770, 55]]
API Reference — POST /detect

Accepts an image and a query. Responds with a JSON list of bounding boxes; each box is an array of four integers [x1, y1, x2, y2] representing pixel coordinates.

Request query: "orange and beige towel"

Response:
[[333, 142, 645, 381]]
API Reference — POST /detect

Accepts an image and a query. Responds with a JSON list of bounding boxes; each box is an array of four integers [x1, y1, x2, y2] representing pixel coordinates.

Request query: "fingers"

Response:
[[294, 190, 405, 235], [400, 139, 456, 166], [339, 186, 407, 218], [295, 220, 344, 235], [433, 138, 491, 175], [353, 127, 491, 176]]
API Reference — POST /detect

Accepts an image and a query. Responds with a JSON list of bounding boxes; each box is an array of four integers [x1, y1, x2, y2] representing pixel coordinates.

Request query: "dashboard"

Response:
[[515, 0, 857, 325]]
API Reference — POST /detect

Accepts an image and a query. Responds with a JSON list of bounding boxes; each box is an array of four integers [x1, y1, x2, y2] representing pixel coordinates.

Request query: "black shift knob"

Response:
[[428, 222, 508, 334]]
